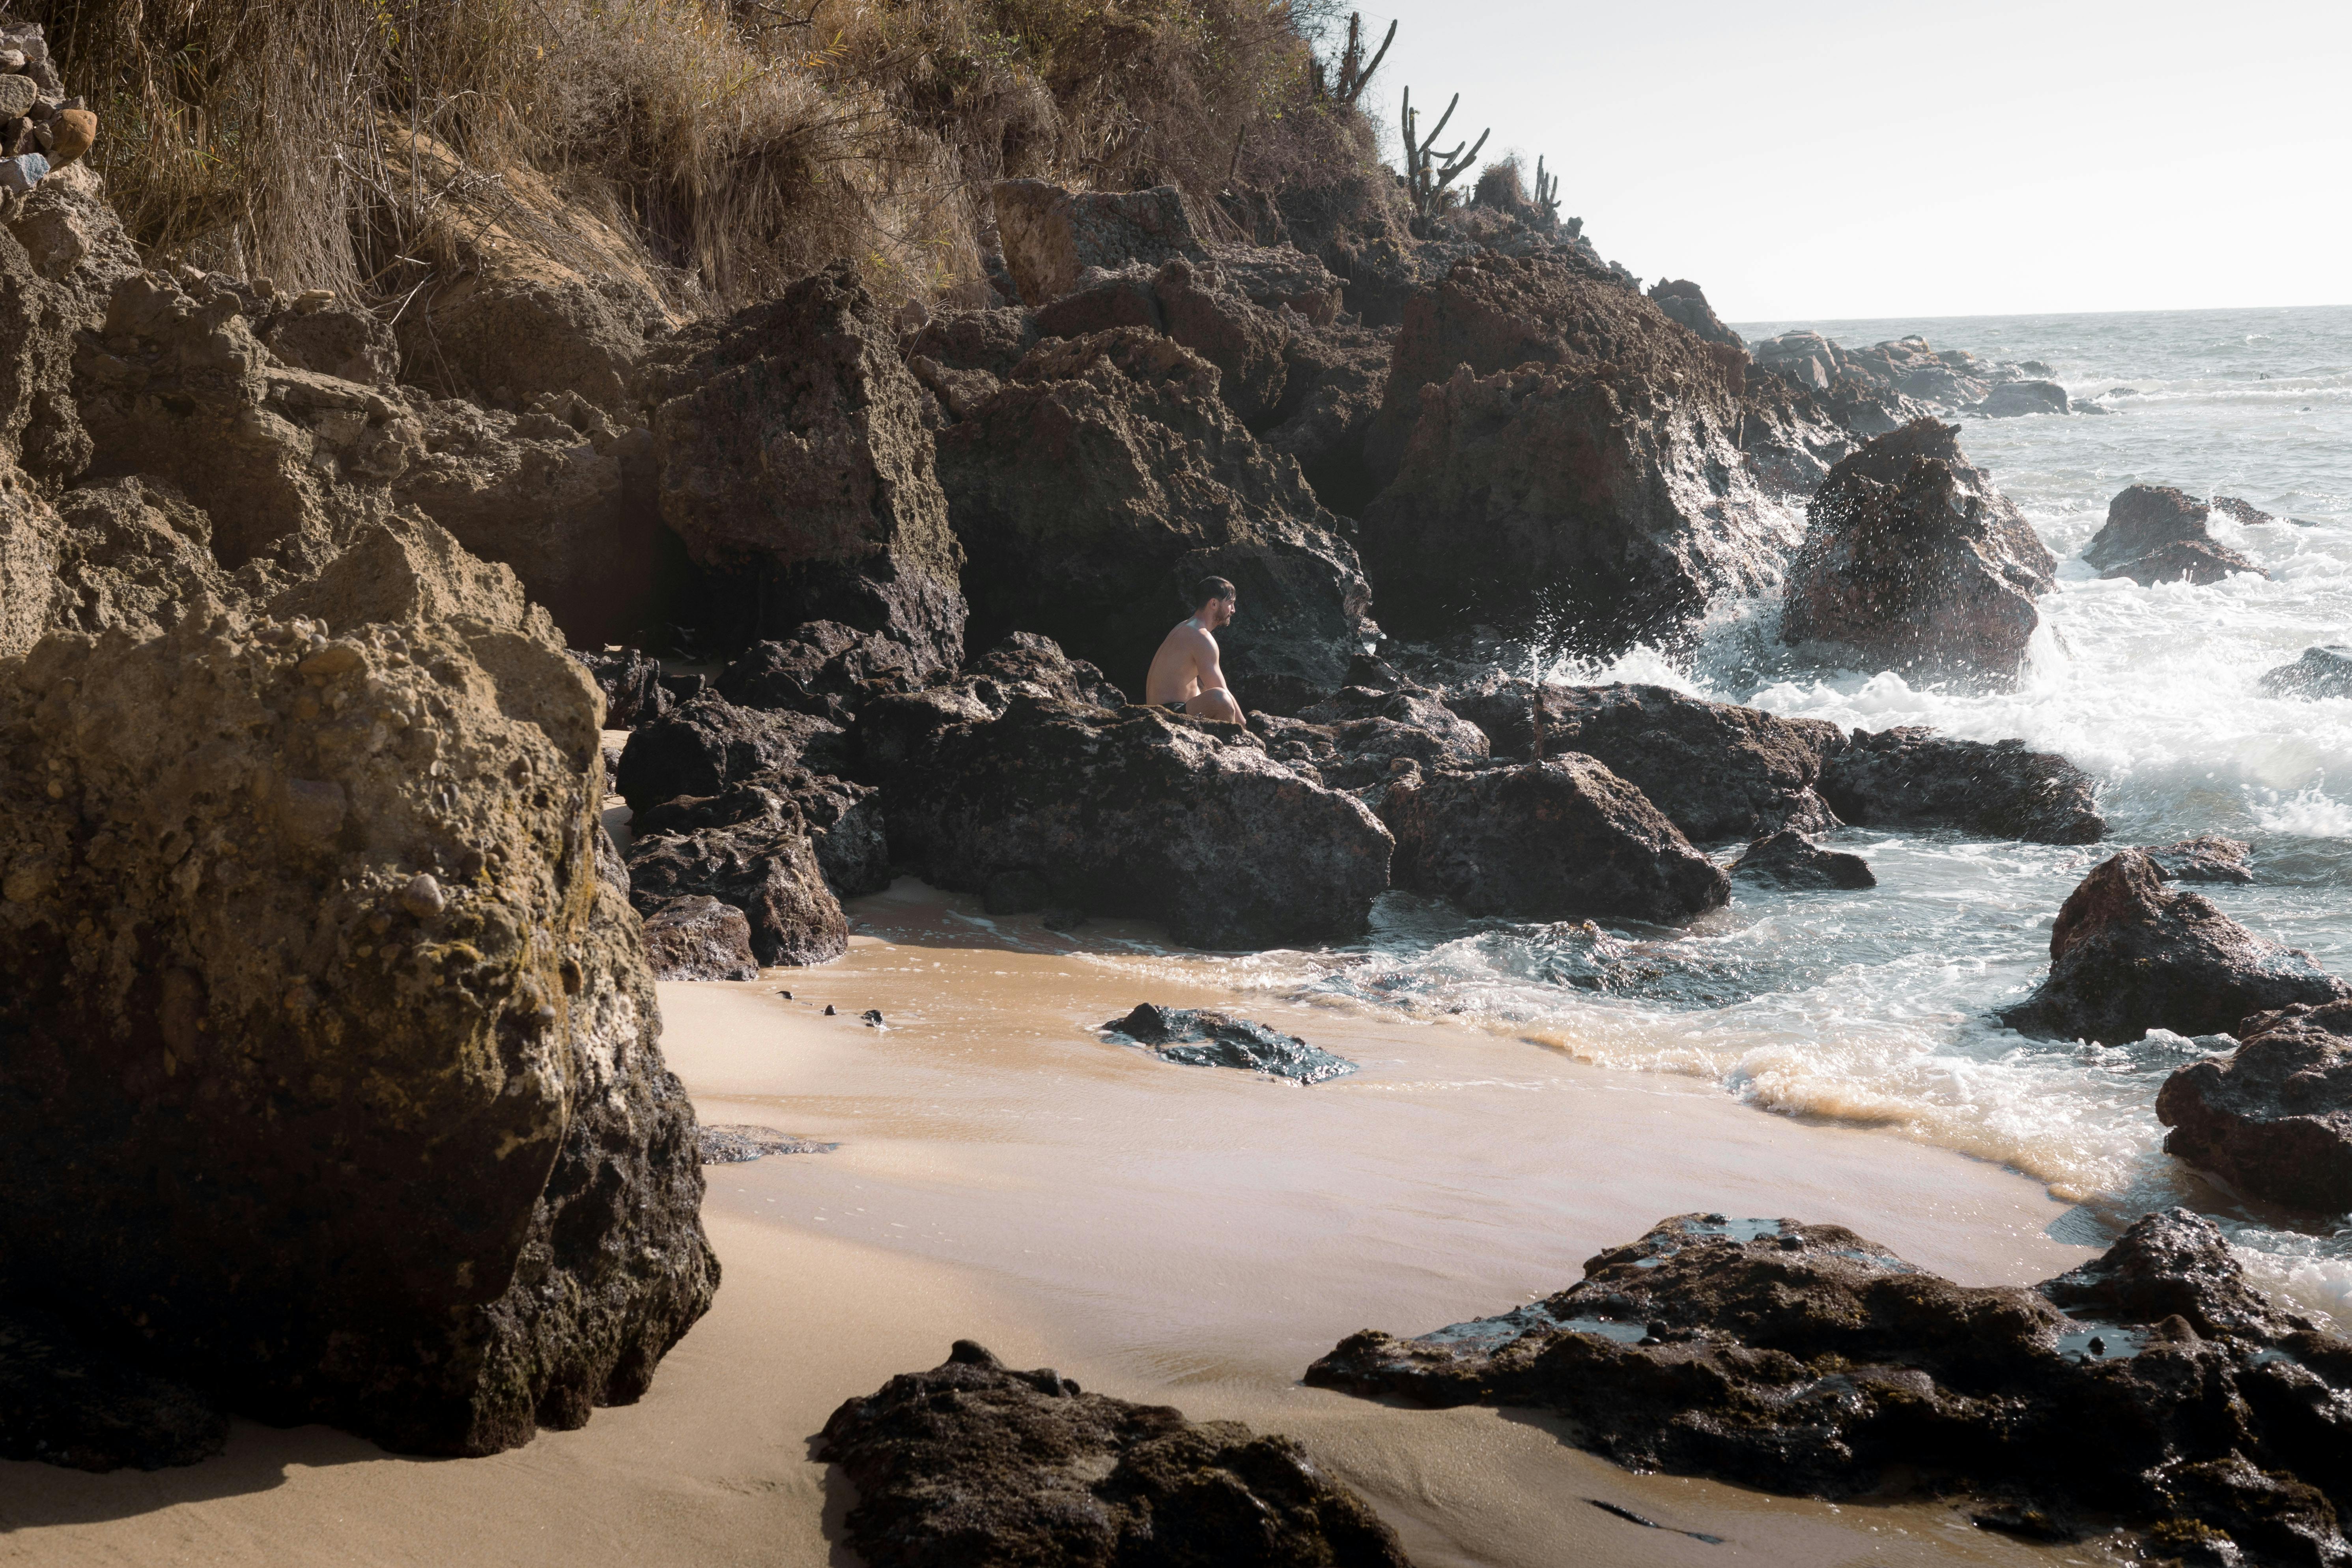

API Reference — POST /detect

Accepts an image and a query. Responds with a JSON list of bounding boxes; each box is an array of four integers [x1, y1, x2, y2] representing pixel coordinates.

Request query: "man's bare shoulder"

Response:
[[1161, 619, 1213, 649]]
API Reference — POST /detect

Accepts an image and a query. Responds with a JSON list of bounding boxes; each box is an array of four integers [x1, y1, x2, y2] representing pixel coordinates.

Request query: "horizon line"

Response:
[[1727, 300, 2352, 329]]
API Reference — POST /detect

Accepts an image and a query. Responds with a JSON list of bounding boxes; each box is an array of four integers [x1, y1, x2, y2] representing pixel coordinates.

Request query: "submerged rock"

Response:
[[885, 697, 1392, 950], [2158, 1000, 2352, 1212], [2259, 645, 2352, 700], [1306, 1208, 2350, 1564], [818, 1340, 1414, 1568], [2086, 485, 2265, 587], [1381, 758, 1729, 924], [1820, 727, 2105, 844], [2000, 850, 2348, 1043], [2142, 835, 2255, 884], [1103, 1003, 1357, 1084], [695, 1124, 836, 1163], [1732, 829, 1876, 890], [641, 894, 759, 981], [2214, 496, 2277, 527], [1973, 379, 2070, 418], [1781, 420, 2056, 686]]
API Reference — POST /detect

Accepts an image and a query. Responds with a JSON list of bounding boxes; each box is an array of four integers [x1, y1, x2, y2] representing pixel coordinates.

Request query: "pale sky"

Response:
[[1351, 0, 2351, 320]]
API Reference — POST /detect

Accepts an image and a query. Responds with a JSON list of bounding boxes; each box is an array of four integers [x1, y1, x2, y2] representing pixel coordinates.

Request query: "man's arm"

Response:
[[1190, 632, 1242, 721], [1196, 630, 1229, 695]]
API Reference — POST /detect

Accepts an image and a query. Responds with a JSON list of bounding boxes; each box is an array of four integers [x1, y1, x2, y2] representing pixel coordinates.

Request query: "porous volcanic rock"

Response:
[[635, 261, 966, 669], [9, 476, 231, 652], [640, 894, 759, 981], [1359, 253, 1797, 649], [884, 696, 1392, 949], [1306, 1209, 2350, 1565], [1781, 420, 2058, 685], [1644, 278, 1743, 348], [2000, 850, 2348, 1043], [934, 328, 1375, 711], [1260, 318, 1391, 516], [904, 306, 1040, 378], [1732, 829, 1876, 890], [1104, 1003, 1358, 1084], [572, 646, 670, 728], [1381, 758, 1729, 923], [990, 180, 1207, 307], [712, 620, 930, 725], [2085, 485, 2264, 588], [0, 516, 716, 1458], [2159, 1000, 2352, 1212], [2142, 835, 2255, 885], [614, 691, 848, 813], [818, 1340, 1414, 1568], [1297, 684, 1492, 777], [2259, 645, 2352, 700], [633, 770, 887, 903], [1151, 255, 1293, 424], [2214, 497, 2276, 527], [1541, 683, 1844, 842], [0, 161, 141, 486], [1820, 727, 2105, 844], [626, 788, 848, 968]]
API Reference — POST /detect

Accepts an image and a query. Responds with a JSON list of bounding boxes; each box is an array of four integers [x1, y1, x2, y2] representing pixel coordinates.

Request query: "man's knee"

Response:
[[1193, 687, 1243, 721]]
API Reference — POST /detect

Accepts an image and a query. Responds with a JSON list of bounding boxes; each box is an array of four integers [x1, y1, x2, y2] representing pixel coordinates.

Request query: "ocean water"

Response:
[[1197, 303, 2352, 1314]]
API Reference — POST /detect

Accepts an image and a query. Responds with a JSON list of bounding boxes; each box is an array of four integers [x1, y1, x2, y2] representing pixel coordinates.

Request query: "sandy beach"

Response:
[[4, 882, 2121, 1566]]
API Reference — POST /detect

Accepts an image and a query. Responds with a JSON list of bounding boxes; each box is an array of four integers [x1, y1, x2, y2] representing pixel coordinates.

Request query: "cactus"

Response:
[[1399, 86, 1489, 219], [1310, 12, 1395, 107], [1531, 155, 1562, 229]]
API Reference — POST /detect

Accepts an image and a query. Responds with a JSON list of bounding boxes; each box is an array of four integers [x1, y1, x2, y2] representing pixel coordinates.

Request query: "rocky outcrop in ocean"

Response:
[[2158, 1001, 2352, 1212], [1751, 329, 2074, 422], [1307, 1208, 2352, 1565], [2086, 485, 2266, 587]]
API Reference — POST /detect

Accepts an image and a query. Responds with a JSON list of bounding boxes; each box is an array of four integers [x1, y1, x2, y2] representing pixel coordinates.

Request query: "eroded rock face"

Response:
[[1261, 319, 1391, 516], [714, 620, 933, 726], [1358, 255, 1799, 650], [640, 894, 759, 981], [0, 517, 716, 1458], [2000, 850, 2348, 1043], [1781, 420, 2057, 686], [1732, 829, 1875, 890], [2086, 486, 2264, 588], [818, 1340, 1413, 1568], [990, 180, 1207, 307], [1381, 758, 1729, 923], [1306, 1209, 2352, 1565], [2159, 1001, 2352, 1212], [636, 262, 966, 669], [935, 329, 1375, 712], [406, 274, 664, 415], [1820, 727, 2105, 844], [885, 696, 1392, 949], [627, 793, 847, 968], [1543, 684, 1842, 843]]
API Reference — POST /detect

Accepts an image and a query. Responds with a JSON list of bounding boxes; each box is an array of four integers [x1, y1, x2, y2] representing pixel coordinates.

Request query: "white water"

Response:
[[1166, 304, 2352, 1314]]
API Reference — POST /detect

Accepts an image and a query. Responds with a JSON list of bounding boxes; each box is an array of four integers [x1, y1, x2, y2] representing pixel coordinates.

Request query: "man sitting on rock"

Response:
[[1145, 576, 1242, 722]]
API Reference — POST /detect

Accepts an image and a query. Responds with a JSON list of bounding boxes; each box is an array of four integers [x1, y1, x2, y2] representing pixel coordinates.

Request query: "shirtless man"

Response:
[[1144, 577, 1243, 722]]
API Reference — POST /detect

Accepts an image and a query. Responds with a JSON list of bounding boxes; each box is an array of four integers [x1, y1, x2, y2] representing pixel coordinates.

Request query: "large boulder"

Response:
[[884, 696, 1392, 949], [1305, 1209, 2348, 1564], [1357, 254, 1797, 648], [1541, 683, 1843, 842], [1732, 829, 1876, 890], [640, 895, 760, 982], [2085, 485, 2264, 587], [2158, 1000, 2352, 1212], [817, 1341, 1412, 1568], [615, 690, 848, 813], [1381, 758, 1729, 923], [1781, 419, 2057, 685], [989, 180, 1206, 308], [2000, 850, 2349, 1043], [934, 329, 1376, 712], [626, 788, 848, 968], [1820, 726, 2104, 843], [635, 262, 966, 670], [0, 516, 716, 1459]]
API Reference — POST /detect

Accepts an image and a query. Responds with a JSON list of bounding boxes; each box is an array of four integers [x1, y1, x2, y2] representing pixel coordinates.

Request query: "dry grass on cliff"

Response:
[[23, 0, 1381, 311]]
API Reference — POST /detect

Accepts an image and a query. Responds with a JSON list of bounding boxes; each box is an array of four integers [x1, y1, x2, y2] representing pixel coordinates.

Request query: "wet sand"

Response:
[[4, 882, 2121, 1566]]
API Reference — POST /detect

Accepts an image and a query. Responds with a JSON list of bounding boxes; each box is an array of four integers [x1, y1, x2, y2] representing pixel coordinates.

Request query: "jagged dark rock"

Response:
[[641, 894, 759, 981], [1820, 727, 2105, 844], [2159, 1000, 2352, 1212], [818, 1340, 1414, 1568], [1104, 1003, 1358, 1084], [713, 620, 931, 725], [1781, 420, 2057, 686], [0, 1303, 229, 1472], [626, 788, 848, 967], [883, 695, 1392, 949], [614, 691, 849, 813], [1732, 829, 1876, 890], [695, 1124, 836, 1162], [2143, 835, 2255, 884], [572, 646, 671, 727], [2086, 486, 2265, 588], [1541, 684, 1844, 842], [1294, 683, 1492, 787], [1974, 379, 2070, 418], [2259, 645, 2352, 700], [934, 329, 1376, 712], [990, 180, 1207, 307], [1381, 758, 1729, 923], [634, 261, 967, 668], [2001, 850, 2348, 1043], [1305, 1208, 2352, 1566]]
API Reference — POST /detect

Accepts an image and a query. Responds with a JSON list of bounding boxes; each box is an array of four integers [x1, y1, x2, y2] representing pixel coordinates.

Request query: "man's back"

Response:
[[1145, 620, 1214, 706]]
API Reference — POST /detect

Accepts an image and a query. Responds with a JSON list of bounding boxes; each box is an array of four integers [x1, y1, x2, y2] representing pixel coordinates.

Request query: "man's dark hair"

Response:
[[1193, 576, 1236, 609]]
